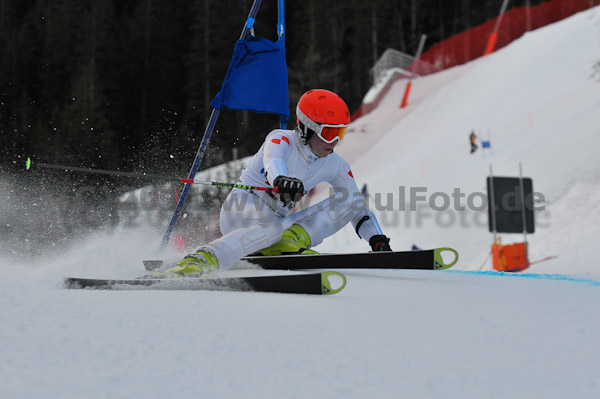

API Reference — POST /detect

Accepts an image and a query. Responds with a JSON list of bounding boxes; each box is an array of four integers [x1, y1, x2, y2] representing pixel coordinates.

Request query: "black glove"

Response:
[[369, 235, 392, 252], [273, 176, 304, 207]]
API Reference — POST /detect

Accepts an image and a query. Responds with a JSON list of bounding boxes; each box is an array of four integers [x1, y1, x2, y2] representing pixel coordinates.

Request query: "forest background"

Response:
[[0, 0, 547, 174]]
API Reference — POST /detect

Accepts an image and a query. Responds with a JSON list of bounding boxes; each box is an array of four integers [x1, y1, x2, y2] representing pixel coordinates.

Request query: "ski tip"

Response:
[[433, 248, 459, 270], [63, 277, 75, 289], [143, 260, 165, 271], [321, 271, 346, 295], [63, 277, 89, 289], [26, 157, 32, 170]]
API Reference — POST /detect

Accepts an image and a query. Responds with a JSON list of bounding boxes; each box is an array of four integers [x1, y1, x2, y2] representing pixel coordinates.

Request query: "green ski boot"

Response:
[[166, 249, 219, 276], [252, 224, 319, 256]]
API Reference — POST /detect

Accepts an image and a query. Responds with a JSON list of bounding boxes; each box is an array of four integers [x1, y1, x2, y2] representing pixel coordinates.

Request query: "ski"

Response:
[[63, 271, 346, 295], [242, 248, 459, 271], [142, 248, 458, 272]]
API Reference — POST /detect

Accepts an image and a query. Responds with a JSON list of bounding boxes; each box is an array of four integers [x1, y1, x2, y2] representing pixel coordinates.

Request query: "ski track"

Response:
[[1, 267, 599, 398]]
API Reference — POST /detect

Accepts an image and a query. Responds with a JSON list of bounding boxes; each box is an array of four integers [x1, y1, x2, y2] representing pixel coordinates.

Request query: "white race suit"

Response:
[[202, 129, 383, 269]]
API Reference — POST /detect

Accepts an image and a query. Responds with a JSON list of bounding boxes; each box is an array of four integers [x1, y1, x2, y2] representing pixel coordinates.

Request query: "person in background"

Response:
[[470, 130, 478, 154]]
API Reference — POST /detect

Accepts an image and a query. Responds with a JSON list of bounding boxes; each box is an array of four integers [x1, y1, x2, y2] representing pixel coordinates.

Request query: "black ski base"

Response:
[[241, 248, 459, 271], [64, 272, 346, 295]]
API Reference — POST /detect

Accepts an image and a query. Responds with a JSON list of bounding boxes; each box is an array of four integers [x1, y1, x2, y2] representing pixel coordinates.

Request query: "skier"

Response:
[[168, 89, 392, 275], [470, 130, 478, 154]]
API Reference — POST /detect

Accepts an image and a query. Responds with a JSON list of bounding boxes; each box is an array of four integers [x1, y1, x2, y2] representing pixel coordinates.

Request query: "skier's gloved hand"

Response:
[[369, 235, 392, 252], [273, 176, 304, 207]]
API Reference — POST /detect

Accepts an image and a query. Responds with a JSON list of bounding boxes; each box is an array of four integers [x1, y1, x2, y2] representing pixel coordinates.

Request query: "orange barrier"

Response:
[[483, 32, 499, 56], [400, 81, 412, 108], [492, 239, 529, 272]]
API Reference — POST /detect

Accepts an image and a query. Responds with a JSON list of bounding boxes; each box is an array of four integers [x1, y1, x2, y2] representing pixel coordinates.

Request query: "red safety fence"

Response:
[[352, 0, 596, 121]]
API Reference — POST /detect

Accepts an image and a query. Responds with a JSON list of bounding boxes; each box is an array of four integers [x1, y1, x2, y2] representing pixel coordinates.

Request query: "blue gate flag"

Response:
[[211, 36, 289, 120], [482, 140, 491, 149]]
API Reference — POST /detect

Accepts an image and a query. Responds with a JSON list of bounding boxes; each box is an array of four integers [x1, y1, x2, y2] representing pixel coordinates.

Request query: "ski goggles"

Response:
[[296, 107, 348, 143]]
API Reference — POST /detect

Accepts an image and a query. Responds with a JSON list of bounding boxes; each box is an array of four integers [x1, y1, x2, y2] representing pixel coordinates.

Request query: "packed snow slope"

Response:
[[1, 7, 600, 399], [331, 6, 600, 276]]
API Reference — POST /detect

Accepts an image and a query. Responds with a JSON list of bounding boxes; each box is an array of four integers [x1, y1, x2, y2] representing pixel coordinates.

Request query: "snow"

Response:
[[332, 6, 600, 276], [2, 7, 600, 398]]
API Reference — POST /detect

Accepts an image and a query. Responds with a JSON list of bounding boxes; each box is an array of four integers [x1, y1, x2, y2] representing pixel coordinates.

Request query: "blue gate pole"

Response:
[[278, 0, 287, 130], [160, 0, 264, 250]]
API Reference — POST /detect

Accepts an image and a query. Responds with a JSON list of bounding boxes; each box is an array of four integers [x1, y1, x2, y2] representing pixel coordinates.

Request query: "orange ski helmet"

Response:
[[296, 89, 350, 144]]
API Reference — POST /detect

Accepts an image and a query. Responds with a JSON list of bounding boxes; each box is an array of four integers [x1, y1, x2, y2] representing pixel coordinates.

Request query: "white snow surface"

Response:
[[2, 8, 600, 398]]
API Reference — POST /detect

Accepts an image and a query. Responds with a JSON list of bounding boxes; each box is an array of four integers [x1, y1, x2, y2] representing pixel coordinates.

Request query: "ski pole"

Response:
[[179, 178, 279, 194], [25, 157, 280, 194]]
